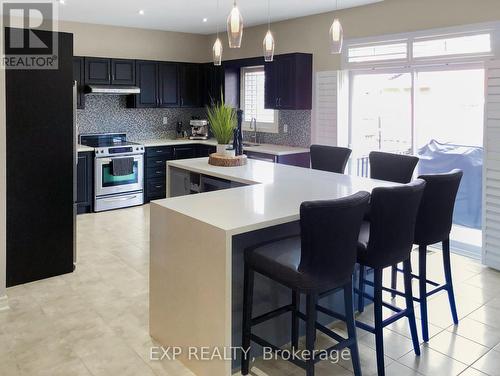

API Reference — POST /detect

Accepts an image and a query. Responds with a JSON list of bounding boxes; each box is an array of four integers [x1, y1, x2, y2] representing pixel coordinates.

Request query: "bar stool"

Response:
[[353, 180, 425, 376], [369, 151, 419, 184], [310, 145, 352, 174], [391, 169, 463, 342], [362, 151, 420, 304], [241, 192, 370, 376]]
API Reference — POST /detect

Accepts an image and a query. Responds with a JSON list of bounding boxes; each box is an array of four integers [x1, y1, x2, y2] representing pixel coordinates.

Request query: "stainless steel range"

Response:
[[79, 133, 145, 212]]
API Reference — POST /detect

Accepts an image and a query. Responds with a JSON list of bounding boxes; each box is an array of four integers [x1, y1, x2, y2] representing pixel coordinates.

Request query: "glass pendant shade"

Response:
[[213, 37, 223, 66], [263, 30, 275, 62], [329, 18, 343, 54], [227, 3, 243, 48]]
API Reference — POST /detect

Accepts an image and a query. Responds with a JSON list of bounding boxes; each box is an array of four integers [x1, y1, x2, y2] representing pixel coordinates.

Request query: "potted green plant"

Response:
[[206, 95, 236, 156]]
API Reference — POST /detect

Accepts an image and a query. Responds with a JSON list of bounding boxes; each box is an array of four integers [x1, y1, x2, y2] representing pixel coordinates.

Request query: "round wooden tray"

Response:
[[208, 153, 248, 167]]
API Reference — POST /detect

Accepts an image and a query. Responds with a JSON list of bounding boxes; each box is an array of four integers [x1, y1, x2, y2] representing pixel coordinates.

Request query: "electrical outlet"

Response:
[[162, 117, 168, 125], [283, 124, 288, 133]]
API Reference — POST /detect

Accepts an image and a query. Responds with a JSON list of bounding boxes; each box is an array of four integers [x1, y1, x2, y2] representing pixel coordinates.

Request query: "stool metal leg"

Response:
[[344, 280, 362, 376], [403, 259, 421, 356], [358, 265, 366, 313], [418, 245, 429, 342], [241, 266, 255, 375], [292, 290, 300, 350], [443, 238, 459, 325], [373, 268, 385, 376], [391, 264, 398, 298], [305, 293, 318, 376]]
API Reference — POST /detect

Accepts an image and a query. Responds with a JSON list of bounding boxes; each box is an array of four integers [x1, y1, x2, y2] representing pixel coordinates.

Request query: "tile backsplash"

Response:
[[77, 95, 205, 141], [77, 95, 311, 147]]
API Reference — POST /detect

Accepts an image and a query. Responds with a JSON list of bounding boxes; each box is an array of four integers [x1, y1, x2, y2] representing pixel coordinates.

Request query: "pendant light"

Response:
[[213, 0, 223, 65], [263, 0, 275, 62], [227, 0, 243, 48], [329, 0, 343, 54]]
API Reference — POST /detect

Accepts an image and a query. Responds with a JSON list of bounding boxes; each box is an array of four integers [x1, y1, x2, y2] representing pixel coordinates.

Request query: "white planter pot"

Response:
[[216, 144, 235, 157]]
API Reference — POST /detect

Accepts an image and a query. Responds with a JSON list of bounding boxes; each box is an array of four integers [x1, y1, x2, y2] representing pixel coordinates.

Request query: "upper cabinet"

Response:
[[158, 62, 179, 107], [111, 59, 135, 85], [85, 57, 112, 85], [84, 57, 135, 86], [179, 63, 202, 108], [73, 57, 85, 109], [129, 60, 158, 108], [203, 63, 224, 106], [128, 61, 202, 109], [264, 53, 312, 110]]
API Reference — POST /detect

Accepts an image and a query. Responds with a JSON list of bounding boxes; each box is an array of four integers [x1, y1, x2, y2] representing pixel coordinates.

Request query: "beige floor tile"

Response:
[[384, 362, 424, 375], [446, 317, 500, 348], [459, 367, 490, 376], [398, 345, 468, 376], [472, 349, 500, 375], [426, 330, 490, 365], [337, 342, 394, 375], [468, 305, 500, 329], [359, 328, 417, 360]]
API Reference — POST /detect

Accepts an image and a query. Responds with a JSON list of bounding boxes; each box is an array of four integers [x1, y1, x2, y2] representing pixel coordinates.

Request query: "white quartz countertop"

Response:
[[136, 138, 309, 156], [77, 144, 94, 152], [154, 158, 398, 235]]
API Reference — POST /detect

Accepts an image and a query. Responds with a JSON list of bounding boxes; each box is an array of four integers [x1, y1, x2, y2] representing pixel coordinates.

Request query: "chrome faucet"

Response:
[[250, 117, 258, 144]]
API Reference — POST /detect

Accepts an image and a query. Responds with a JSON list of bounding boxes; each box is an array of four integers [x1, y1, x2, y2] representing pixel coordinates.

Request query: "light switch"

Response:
[[162, 117, 168, 125]]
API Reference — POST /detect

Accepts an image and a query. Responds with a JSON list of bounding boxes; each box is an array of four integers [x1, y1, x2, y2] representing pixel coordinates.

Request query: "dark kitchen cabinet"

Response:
[[203, 63, 224, 106], [245, 150, 311, 168], [158, 62, 179, 107], [197, 144, 216, 157], [130, 60, 158, 108], [73, 56, 85, 109], [144, 144, 204, 202], [264, 53, 312, 110], [179, 63, 202, 107], [6, 30, 75, 287], [111, 59, 135, 85], [173, 145, 197, 160], [85, 57, 111, 85], [77, 151, 93, 214]]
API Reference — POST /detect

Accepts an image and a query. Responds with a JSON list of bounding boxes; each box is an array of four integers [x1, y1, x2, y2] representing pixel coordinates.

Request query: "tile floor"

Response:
[[1, 205, 500, 376]]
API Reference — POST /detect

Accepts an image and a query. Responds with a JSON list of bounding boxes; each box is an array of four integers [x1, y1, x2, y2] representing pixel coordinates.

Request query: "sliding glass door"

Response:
[[349, 64, 485, 256]]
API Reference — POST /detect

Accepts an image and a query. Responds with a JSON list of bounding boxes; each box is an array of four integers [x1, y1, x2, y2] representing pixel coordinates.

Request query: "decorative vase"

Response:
[[216, 143, 235, 157]]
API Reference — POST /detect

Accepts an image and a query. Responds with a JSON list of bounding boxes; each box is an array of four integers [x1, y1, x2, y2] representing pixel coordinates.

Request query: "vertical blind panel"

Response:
[[314, 71, 338, 146], [483, 60, 500, 270]]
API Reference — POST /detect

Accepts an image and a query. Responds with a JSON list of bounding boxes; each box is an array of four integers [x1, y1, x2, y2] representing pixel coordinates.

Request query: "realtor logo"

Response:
[[2, 1, 59, 69]]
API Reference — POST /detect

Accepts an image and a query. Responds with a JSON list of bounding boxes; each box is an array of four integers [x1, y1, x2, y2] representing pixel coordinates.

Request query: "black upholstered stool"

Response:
[[369, 151, 419, 184], [241, 192, 370, 376], [366, 151, 420, 298], [355, 181, 425, 376], [391, 169, 463, 342], [310, 145, 352, 174]]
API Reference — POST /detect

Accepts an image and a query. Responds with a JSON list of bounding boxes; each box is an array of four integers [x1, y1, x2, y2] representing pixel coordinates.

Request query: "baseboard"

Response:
[[0, 294, 9, 311]]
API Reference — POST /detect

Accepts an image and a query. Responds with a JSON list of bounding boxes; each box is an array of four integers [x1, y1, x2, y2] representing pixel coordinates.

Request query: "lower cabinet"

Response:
[[77, 151, 93, 214], [144, 144, 215, 202], [245, 151, 311, 168]]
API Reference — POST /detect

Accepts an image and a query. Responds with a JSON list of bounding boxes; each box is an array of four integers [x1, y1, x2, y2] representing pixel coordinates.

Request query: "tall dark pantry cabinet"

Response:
[[5, 30, 75, 286]]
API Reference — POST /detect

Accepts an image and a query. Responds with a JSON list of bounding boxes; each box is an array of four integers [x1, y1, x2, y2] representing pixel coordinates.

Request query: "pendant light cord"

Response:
[[267, 0, 271, 30], [216, 0, 219, 36]]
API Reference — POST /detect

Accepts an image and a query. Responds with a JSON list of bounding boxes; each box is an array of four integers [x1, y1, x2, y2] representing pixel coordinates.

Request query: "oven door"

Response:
[[95, 155, 144, 197]]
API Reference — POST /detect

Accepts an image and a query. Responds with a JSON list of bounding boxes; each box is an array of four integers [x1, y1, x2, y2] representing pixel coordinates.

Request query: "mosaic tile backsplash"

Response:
[[77, 95, 311, 147]]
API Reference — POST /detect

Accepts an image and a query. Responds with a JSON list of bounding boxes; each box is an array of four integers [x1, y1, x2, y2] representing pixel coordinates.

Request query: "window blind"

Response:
[[483, 60, 500, 270]]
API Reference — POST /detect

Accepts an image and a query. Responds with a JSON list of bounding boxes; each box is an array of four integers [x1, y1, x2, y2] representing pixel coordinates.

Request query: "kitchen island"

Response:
[[150, 158, 396, 376]]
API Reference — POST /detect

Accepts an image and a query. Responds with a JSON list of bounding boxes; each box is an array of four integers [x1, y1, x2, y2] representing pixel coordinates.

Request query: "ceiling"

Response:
[[53, 0, 383, 34]]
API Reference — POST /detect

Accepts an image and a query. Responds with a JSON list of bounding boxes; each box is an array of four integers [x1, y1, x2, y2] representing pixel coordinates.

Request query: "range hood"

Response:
[[85, 85, 140, 95]]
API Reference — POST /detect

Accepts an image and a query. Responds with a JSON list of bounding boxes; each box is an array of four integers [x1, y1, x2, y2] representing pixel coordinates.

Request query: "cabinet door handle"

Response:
[[155, 185, 163, 189], [181, 97, 184, 106], [275, 97, 278, 107]]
